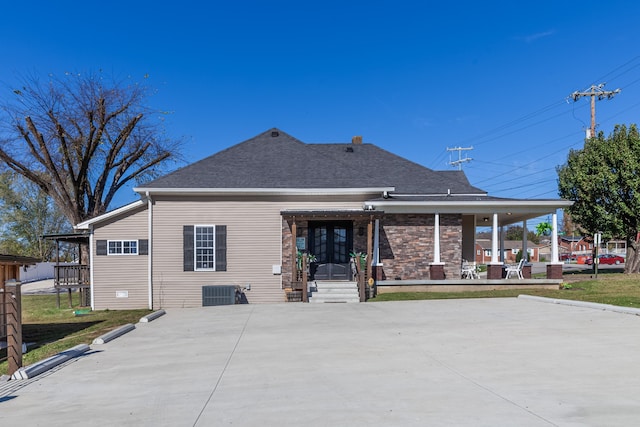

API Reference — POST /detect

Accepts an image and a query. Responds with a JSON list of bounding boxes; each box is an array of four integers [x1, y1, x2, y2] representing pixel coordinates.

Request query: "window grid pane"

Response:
[[108, 240, 138, 255], [108, 241, 122, 254], [123, 241, 137, 254], [195, 226, 215, 269]]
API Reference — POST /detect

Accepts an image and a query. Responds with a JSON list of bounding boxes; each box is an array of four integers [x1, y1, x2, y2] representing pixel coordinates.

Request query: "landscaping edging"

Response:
[[139, 309, 166, 323], [11, 344, 90, 380], [92, 323, 136, 345], [518, 294, 640, 316], [8, 310, 167, 381]]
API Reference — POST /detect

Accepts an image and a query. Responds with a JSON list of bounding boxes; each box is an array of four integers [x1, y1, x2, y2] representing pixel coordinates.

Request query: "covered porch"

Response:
[[281, 197, 572, 301], [367, 196, 572, 294]]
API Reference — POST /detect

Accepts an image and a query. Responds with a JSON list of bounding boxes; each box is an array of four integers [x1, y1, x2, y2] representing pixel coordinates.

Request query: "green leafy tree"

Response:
[[504, 225, 540, 244], [0, 71, 182, 226], [557, 124, 640, 273], [0, 172, 70, 259]]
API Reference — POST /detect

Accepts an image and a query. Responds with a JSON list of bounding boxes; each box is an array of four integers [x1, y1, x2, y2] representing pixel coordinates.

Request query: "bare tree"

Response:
[[0, 71, 182, 225]]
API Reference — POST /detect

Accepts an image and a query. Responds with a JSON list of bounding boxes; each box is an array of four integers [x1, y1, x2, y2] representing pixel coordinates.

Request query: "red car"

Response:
[[585, 254, 625, 265]]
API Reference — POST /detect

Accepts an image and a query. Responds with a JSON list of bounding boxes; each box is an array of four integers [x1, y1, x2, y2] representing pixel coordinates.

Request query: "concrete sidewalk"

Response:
[[2, 298, 640, 426]]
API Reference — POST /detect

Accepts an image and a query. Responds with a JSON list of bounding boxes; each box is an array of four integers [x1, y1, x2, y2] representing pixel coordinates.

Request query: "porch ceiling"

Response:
[[364, 197, 573, 227]]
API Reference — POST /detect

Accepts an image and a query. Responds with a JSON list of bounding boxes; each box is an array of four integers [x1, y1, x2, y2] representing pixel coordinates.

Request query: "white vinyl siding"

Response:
[[92, 206, 149, 310], [151, 196, 367, 306]]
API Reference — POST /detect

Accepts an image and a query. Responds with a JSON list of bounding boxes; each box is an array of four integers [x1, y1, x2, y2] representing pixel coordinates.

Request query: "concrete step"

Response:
[[310, 296, 360, 303], [310, 281, 360, 303]]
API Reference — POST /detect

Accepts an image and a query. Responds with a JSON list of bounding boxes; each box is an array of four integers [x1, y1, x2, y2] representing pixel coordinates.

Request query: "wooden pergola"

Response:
[[42, 232, 91, 308]]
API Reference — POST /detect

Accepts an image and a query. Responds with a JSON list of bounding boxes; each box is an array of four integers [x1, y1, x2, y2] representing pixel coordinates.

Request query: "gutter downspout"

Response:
[[147, 192, 153, 310], [89, 226, 95, 309]]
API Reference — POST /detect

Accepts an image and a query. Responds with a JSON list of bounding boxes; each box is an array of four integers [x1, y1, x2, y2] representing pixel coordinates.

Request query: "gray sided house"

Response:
[[77, 129, 571, 309]]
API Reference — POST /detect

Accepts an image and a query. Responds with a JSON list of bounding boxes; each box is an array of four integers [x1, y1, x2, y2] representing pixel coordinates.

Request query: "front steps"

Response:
[[309, 281, 360, 303]]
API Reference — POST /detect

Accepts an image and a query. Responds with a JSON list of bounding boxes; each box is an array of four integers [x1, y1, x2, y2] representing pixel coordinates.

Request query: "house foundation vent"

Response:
[[202, 285, 236, 306]]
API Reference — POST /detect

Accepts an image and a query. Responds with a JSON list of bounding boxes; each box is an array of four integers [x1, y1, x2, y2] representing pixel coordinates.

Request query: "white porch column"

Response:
[[551, 212, 559, 263], [499, 226, 505, 263], [523, 219, 528, 261], [433, 212, 441, 263], [491, 213, 499, 263]]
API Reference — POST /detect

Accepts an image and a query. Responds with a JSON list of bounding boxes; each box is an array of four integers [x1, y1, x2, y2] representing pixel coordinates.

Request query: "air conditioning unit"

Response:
[[202, 285, 237, 306]]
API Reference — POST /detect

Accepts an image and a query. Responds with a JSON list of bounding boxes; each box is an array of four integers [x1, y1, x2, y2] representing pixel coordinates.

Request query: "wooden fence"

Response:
[[0, 281, 22, 376]]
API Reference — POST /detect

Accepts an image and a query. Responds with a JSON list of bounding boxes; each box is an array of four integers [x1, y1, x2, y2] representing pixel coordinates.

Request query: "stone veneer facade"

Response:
[[378, 214, 462, 280]]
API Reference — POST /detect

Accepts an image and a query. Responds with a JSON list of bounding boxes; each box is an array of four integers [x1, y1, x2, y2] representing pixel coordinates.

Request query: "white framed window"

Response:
[[108, 240, 138, 255], [183, 225, 226, 272], [195, 225, 215, 270]]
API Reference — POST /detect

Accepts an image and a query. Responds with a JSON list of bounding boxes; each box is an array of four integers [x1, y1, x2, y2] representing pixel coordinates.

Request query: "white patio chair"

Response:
[[505, 258, 525, 279], [461, 260, 479, 279]]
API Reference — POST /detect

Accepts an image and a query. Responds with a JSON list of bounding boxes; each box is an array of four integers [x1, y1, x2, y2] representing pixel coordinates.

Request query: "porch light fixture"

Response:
[[483, 217, 489, 222]]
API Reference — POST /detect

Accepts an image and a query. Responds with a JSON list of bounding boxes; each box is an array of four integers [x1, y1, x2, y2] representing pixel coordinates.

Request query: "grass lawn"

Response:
[[1, 293, 150, 376], [371, 271, 640, 308]]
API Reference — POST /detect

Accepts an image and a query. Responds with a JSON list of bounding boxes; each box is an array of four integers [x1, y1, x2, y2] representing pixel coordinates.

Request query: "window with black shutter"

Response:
[[184, 225, 227, 271]]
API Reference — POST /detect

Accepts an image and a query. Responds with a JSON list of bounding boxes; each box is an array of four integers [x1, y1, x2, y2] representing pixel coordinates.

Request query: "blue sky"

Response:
[[2, 1, 640, 227]]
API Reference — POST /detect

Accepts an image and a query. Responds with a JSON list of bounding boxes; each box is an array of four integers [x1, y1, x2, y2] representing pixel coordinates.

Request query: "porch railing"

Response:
[[54, 264, 90, 286], [54, 265, 90, 308], [291, 256, 370, 302], [352, 257, 366, 302]]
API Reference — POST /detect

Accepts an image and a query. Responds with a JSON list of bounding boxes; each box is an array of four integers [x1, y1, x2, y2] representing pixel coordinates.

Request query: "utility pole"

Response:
[[447, 146, 473, 170], [569, 83, 620, 138]]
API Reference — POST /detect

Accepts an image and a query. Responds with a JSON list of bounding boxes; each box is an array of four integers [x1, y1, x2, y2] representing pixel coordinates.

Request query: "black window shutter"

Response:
[[96, 240, 107, 256], [139, 239, 149, 255], [215, 225, 227, 271], [183, 225, 194, 271]]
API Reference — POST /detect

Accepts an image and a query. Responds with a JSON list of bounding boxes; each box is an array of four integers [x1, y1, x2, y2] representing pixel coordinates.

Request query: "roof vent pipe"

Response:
[[352, 135, 363, 144]]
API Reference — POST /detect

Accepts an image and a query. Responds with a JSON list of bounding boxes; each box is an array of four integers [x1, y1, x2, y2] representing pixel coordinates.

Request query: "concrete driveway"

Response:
[[2, 298, 640, 426]]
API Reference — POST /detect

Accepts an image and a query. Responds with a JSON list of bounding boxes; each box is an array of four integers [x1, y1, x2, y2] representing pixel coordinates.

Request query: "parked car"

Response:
[[585, 254, 625, 265], [560, 253, 576, 261]]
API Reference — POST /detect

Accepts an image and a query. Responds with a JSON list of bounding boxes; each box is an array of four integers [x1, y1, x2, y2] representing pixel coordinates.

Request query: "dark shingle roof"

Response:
[[138, 128, 486, 195]]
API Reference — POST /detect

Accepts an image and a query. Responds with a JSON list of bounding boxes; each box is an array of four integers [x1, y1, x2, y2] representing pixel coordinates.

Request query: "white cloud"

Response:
[[523, 30, 556, 43]]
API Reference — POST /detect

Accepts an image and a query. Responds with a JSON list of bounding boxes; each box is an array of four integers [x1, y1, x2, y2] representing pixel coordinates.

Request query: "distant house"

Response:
[[76, 129, 571, 309], [475, 240, 540, 263], [558, 236, 592, 257]]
